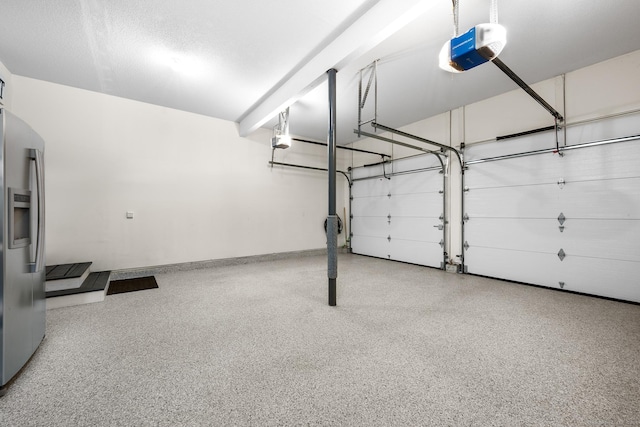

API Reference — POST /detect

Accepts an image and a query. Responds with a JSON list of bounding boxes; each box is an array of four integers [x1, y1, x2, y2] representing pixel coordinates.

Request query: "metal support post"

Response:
[[327, 68, 338, 307]]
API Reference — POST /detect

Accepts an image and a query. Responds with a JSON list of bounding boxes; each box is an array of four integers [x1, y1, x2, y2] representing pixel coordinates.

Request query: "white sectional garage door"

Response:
[[464, 116, 640, 302], [351, 154, 445, 268]]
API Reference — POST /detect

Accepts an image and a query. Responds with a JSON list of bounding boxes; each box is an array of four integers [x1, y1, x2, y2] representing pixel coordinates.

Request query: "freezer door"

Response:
[[1, 109, 46, 387]]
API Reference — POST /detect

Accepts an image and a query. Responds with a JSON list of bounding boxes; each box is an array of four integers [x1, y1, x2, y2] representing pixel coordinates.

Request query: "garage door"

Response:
[[351, 154, 445, 268], [464, 115, 640, 302]]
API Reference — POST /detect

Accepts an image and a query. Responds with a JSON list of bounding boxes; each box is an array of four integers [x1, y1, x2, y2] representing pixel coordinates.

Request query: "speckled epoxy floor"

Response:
[[2, 254, 639, 426]]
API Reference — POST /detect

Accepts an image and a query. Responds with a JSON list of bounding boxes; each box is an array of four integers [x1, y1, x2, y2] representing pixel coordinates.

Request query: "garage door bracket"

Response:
[[557, 213, 566, 225], [557, 249, 566, 261]]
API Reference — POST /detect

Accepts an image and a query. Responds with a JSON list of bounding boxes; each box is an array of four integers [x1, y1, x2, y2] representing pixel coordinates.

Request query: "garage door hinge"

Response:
[[387, 235, 391, 242], [558, 213, 566, 225], [439, 239, 444, 248], [557, 178, 566, 189], [464, 186, 470, 192], [388, 193, 392, 198], [558, 249, 566, 261], [464, 241, 470, 250], [463, 214, 470, 222]]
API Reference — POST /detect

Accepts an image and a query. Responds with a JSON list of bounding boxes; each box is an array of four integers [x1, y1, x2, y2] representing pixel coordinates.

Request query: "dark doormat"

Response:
[[107, 276, 158, 295]]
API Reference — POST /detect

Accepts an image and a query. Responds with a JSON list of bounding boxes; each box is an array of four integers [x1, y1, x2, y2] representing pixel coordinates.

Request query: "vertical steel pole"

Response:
[[327, 68, 338, 306]]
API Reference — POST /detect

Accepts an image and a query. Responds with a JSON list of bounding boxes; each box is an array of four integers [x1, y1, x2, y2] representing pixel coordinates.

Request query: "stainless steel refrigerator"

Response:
[[0, 108, 46, 395]]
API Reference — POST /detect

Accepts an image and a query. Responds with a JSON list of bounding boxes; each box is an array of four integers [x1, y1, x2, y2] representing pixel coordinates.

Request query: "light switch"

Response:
[[126, 211, 134, 219]]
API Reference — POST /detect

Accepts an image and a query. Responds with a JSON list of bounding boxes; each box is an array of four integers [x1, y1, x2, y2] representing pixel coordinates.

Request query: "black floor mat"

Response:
[[107, 276, 158, 295]]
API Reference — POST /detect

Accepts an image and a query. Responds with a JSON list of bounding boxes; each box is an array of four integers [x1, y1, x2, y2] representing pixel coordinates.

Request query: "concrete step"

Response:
[[45, 262, 92, 292], [46, 271, 111, 310]]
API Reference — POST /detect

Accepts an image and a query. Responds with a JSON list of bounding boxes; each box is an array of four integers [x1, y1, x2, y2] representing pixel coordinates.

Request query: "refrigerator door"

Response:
[[1, 109, 46, 388]]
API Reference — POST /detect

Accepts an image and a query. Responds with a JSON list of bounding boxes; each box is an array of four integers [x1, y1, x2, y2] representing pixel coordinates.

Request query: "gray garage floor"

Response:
[[2, 253, 639, 426]]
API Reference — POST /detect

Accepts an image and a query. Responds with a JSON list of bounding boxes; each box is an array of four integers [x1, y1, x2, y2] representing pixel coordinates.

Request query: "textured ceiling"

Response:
[[1, 1, 639, 145]]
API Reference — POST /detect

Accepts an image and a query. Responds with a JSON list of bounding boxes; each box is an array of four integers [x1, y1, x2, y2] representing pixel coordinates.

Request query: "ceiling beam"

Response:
[[238, 0, 433, 137]]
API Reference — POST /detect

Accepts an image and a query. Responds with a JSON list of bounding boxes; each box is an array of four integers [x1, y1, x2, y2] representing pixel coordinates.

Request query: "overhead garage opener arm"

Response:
[[492, 58, 564, 123]]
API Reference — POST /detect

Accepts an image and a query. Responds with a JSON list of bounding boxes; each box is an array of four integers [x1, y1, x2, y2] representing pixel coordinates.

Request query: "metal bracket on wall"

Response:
[[559, 282, 566, 289], [357, 60, 378, 136]]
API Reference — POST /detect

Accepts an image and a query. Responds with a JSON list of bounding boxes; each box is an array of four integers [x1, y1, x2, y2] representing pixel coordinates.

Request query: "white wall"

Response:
[[11, 76, 348, 271], [349, 49, 640, 266]]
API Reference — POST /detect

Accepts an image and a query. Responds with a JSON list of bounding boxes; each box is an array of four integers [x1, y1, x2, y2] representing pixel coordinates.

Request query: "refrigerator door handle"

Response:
[[29, 148, 45, 273]]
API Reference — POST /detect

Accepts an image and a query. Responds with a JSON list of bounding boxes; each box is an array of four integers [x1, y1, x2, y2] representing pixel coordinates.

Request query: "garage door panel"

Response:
[[465, 247, 562, 287], [352, 178, 389, 198], [466, 185, 561, 218], [391, 217, 443, 243], [565, 114, 640, 154], [466, 155, 564, 188], [351, 217, 388, 238], [561, 257, 640, 302], [466, 218, 640, 263], [560, 219, 640, 262], [351, 235, 390, 259], [465, 248, 640, 303], [351, 196, 390, 217], [391, 171, 442, 194], [465, 218, 561, 253], [352, 164, 385, 180], [466, 137, 640, 189], [391, 193, 442, 218], [562, 145, 639, 181], [390, 240, 443, 268], [559, 177, 640, 219]]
